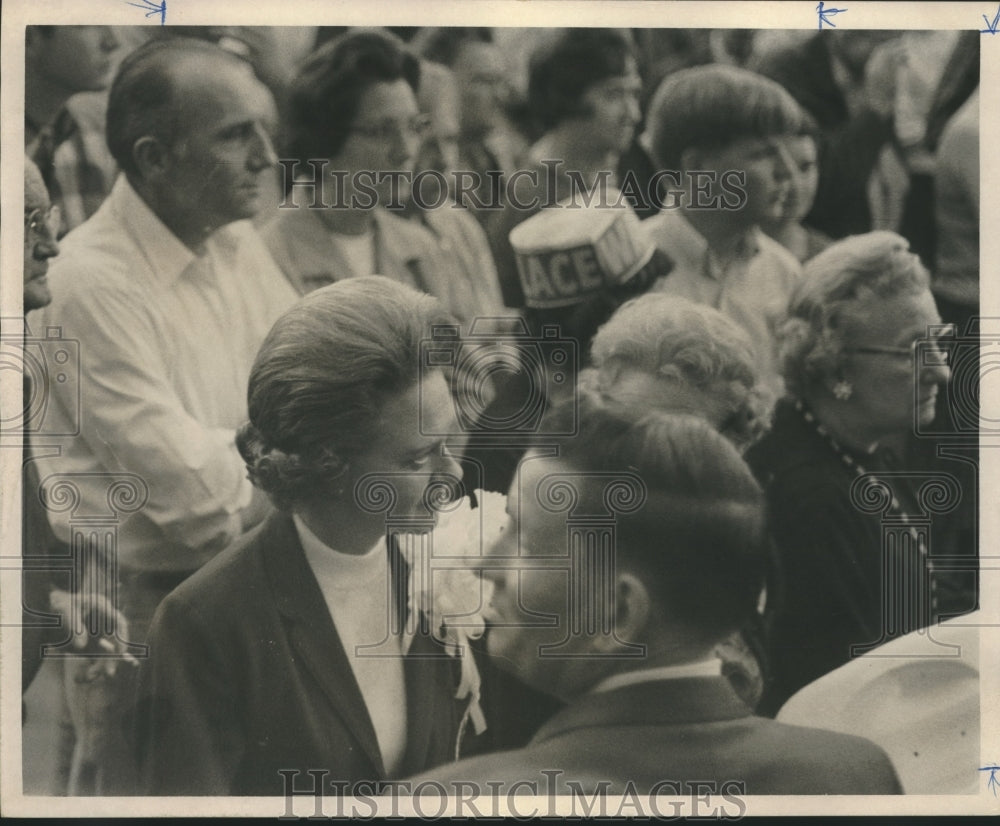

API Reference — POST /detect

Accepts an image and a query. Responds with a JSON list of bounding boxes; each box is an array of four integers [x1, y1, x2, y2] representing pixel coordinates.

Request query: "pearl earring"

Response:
[[833, 380, 853, 401]]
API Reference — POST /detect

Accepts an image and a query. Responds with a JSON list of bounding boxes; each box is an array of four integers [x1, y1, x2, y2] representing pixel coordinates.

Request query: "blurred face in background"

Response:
[[416, 63, 462, 189], [779, 134, 819, 224], [576, 56, 643, 155], [827, 30, 900, 79], [26, 26, 120, 94], [690, 136, 795, 226], [452, 41, 509, 138], [333, 79, 425, 206]]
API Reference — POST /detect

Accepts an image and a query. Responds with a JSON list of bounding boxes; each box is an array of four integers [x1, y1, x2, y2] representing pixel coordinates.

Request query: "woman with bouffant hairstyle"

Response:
[[236, 275, 455, 514], [137, 277, 474, 795], [585, 293, 771, 452], [746, 231, 975, 715]]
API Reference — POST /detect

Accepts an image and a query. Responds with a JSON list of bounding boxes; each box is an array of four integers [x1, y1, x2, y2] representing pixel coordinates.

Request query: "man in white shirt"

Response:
[[405, 396, 903, 797], [32, 36, 298, 793]]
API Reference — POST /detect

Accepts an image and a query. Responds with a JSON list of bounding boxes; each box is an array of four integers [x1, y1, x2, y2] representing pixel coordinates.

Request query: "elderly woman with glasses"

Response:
[[746, 231, 975, 715]]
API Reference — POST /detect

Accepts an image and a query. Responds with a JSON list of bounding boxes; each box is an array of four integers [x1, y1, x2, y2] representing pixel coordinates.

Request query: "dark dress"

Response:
[[746, 398, 976, 715]]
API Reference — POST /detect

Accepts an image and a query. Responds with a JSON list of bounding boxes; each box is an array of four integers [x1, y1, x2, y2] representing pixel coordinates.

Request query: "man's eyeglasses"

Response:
[[846, 324, 956, 366], [348, 114, 432, 143], [24, 205, 61, 242]]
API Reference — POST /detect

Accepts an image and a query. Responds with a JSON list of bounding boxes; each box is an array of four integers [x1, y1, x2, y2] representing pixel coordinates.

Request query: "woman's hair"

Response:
[[646, 64, 805, 169], [287, 28, 420, 160], [779, 231, 931, 397], [236, 276, 454, 510], [527, 28, 636, 132], [586, 294, 769, 450]]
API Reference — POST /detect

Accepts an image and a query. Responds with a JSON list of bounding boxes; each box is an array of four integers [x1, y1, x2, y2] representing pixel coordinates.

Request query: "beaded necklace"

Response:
[[794, 399, 938, 612]]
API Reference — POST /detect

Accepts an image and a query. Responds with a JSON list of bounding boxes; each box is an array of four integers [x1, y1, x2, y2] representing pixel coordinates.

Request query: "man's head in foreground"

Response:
[[483, 393, 767, 702]]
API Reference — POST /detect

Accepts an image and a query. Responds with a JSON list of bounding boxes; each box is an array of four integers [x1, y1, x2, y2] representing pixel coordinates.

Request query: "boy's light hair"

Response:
[[646, 64, 805, 170]]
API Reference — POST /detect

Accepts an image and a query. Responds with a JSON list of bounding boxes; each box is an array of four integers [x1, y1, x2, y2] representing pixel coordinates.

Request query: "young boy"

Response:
[[641, 64, 807, 402]]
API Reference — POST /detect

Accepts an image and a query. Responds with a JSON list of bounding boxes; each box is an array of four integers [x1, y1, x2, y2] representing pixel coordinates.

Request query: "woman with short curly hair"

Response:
[[585, 293, 771, 452], [746, 231, 975, 715]]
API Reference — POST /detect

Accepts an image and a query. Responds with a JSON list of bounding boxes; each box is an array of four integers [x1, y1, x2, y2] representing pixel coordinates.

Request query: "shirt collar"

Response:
[[589, 658, 722, 694], [663, 212, 761, 281], [112, 175, 197, 286], [292, 512, 388, 582], [112, 174, 243, 286]]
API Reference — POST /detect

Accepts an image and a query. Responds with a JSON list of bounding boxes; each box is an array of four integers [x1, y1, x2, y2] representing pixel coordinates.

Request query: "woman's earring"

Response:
[[833, 380, 853, 401]]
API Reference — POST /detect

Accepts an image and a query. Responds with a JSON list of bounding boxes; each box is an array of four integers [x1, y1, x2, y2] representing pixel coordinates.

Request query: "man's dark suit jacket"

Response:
[[405, 676, 902, 795], [135, 513, 466, 795]]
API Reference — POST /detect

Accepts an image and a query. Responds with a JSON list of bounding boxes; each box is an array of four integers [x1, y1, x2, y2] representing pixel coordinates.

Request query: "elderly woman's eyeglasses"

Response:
[[846, 325, 956, 366], [348, 114, 432, 143], [24, 205, 61, 242]]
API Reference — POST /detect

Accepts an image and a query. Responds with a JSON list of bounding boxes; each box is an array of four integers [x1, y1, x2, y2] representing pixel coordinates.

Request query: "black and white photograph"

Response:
[[1, 0, 996, 818]]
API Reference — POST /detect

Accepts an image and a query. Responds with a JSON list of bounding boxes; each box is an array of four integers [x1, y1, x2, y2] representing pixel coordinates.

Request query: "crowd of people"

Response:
[[18, 24, 980, 801]]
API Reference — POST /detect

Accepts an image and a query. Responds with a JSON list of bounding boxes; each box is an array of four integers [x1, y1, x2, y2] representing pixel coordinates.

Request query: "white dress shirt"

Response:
[[590, 658, 722, 695], [33, 174, 298, 572]]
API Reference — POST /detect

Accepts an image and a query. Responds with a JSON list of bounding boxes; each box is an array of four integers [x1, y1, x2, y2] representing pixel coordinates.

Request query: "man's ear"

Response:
[[132, 136, 172, 180], [592, 570, 652, 653]]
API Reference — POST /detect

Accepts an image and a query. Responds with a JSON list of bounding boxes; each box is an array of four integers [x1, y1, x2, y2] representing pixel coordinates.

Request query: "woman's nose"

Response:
[[922, 351, 952, 386]]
